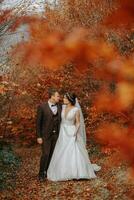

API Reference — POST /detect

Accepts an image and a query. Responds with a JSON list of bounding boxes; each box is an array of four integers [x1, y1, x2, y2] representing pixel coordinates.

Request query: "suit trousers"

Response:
[[39, 133, 58, 175]]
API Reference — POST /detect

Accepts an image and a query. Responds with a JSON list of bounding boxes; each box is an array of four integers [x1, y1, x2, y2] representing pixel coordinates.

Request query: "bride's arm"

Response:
[[74, 110, 80, 138]]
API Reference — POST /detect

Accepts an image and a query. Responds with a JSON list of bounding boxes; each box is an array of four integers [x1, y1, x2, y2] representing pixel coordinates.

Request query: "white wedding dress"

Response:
[[47, 105, 101, 181]]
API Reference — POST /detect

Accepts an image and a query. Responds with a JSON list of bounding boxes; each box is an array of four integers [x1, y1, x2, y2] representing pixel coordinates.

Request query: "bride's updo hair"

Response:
[[65, 92, 76, 105]]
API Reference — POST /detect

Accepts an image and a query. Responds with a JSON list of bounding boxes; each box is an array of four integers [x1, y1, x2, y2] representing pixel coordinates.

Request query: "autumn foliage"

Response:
[[0, 0, 134, 178]]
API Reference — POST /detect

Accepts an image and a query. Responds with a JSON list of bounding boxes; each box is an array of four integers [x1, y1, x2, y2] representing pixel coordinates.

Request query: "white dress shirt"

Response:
[[48, 100, 58, 115]]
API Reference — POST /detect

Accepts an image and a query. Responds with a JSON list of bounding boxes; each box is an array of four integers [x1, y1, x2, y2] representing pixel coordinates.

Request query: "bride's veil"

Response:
[[75, 97, 101, 171], [75, 98, 87, 146]]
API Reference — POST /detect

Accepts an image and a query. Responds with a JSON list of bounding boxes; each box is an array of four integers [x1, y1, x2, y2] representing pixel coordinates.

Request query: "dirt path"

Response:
[[0, 145, 134, 200]]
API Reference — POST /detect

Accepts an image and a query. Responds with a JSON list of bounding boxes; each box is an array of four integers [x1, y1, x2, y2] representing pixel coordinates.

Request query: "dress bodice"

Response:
[[61, 105, 79, 126]]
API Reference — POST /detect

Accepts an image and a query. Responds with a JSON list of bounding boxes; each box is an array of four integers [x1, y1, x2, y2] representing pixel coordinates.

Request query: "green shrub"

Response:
[[0, 141, 21, 190]]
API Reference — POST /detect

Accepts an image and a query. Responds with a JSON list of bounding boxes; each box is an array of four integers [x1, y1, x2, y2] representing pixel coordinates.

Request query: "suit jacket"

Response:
[[36, 102, 62, 139]]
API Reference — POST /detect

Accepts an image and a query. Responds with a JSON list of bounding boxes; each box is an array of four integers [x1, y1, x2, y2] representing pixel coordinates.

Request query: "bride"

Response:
[[47, 92, 101, 181]]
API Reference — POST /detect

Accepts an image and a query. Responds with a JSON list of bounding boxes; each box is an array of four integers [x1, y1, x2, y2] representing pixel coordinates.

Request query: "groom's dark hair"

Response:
[[48, 88, 59, 98]]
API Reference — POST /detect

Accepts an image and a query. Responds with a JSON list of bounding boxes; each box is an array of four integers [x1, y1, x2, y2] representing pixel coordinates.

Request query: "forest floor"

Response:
[[0, 142, 134, 200]]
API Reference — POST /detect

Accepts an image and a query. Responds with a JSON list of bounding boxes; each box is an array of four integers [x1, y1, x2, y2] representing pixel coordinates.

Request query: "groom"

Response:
[[36, 88, 62, 181]]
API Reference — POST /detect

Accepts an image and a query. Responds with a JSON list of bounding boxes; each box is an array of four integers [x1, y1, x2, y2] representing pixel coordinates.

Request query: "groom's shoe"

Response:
[[38, 172, 47, 182], [38, 174, 46, 182]]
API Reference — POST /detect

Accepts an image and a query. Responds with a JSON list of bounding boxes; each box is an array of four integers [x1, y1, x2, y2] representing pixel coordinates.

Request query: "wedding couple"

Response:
[[36, 88, 101, 182]]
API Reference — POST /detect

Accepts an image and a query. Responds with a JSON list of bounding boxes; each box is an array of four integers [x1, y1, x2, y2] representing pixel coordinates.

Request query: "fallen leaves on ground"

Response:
[[0, 143, 134, 200]]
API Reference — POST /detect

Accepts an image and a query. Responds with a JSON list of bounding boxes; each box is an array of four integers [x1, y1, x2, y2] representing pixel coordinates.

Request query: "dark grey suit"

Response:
[[36, 102, 62, 176]]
